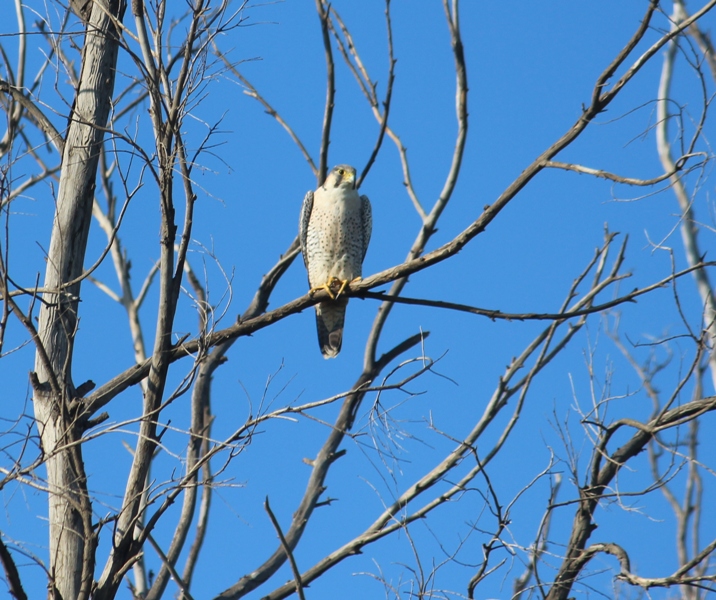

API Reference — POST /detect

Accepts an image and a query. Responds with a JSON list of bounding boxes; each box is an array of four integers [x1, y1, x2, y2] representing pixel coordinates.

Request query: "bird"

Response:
[[299, 164, 372, 358]]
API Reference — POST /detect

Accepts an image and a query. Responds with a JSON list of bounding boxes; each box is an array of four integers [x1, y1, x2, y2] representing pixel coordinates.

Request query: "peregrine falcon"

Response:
[[299, 165, 372, 358]]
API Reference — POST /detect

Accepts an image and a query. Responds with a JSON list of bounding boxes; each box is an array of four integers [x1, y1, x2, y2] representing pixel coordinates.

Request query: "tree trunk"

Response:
[[32, 2, 126, 599]]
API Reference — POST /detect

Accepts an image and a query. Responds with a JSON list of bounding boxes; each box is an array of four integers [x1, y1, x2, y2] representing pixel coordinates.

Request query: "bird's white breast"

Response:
[[306, 187, 365, 285]]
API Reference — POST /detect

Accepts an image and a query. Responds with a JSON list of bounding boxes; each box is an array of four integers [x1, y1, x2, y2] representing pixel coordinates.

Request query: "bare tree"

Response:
[[1, 1, 715, 599]]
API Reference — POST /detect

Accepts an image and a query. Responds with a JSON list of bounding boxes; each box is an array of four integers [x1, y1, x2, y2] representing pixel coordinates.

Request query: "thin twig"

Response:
[[264, 497, 306, 600], [315, 0, 335, 185]]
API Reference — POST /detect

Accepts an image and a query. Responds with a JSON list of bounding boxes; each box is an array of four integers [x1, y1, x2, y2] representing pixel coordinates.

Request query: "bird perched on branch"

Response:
[[300, 165, 372, 358]]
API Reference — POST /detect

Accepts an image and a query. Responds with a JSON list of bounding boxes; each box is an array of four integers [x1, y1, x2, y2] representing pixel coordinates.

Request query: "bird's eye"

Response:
[[338, 169, 344, 175]]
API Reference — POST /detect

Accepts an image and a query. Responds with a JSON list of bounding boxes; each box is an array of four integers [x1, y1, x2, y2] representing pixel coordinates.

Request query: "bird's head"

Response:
[[324, 164, 357, 190]]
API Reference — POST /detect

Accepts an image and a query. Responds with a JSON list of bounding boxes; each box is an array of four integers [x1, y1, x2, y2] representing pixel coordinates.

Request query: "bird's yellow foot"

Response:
[[309, 282, 336, 300], [309, 277, 362, 300], [335, 276, 362, 298]]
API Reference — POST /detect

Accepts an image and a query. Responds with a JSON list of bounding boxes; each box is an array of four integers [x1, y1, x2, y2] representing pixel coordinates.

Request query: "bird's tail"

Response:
[[315, 299, 348, 358]]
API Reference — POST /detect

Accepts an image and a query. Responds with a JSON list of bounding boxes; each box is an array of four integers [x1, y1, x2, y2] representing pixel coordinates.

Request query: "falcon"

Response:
[[299, 165, 372, 358]]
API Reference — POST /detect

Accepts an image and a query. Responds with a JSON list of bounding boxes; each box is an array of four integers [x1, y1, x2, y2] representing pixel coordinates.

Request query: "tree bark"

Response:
[[32, 2, 126, 599]]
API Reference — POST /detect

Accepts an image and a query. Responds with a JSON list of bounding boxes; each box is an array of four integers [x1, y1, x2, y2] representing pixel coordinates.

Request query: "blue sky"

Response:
[[2, 1, 716, 598]]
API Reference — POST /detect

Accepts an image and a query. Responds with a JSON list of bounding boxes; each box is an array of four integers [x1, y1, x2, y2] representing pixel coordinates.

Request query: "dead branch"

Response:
[[0, 535, 27, 600]]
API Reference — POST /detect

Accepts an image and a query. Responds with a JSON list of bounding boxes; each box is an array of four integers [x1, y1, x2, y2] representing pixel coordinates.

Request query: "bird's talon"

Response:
[[335, 278, 349, 298], [309, 283, 336, 300], [336, 276, 363, 298]]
